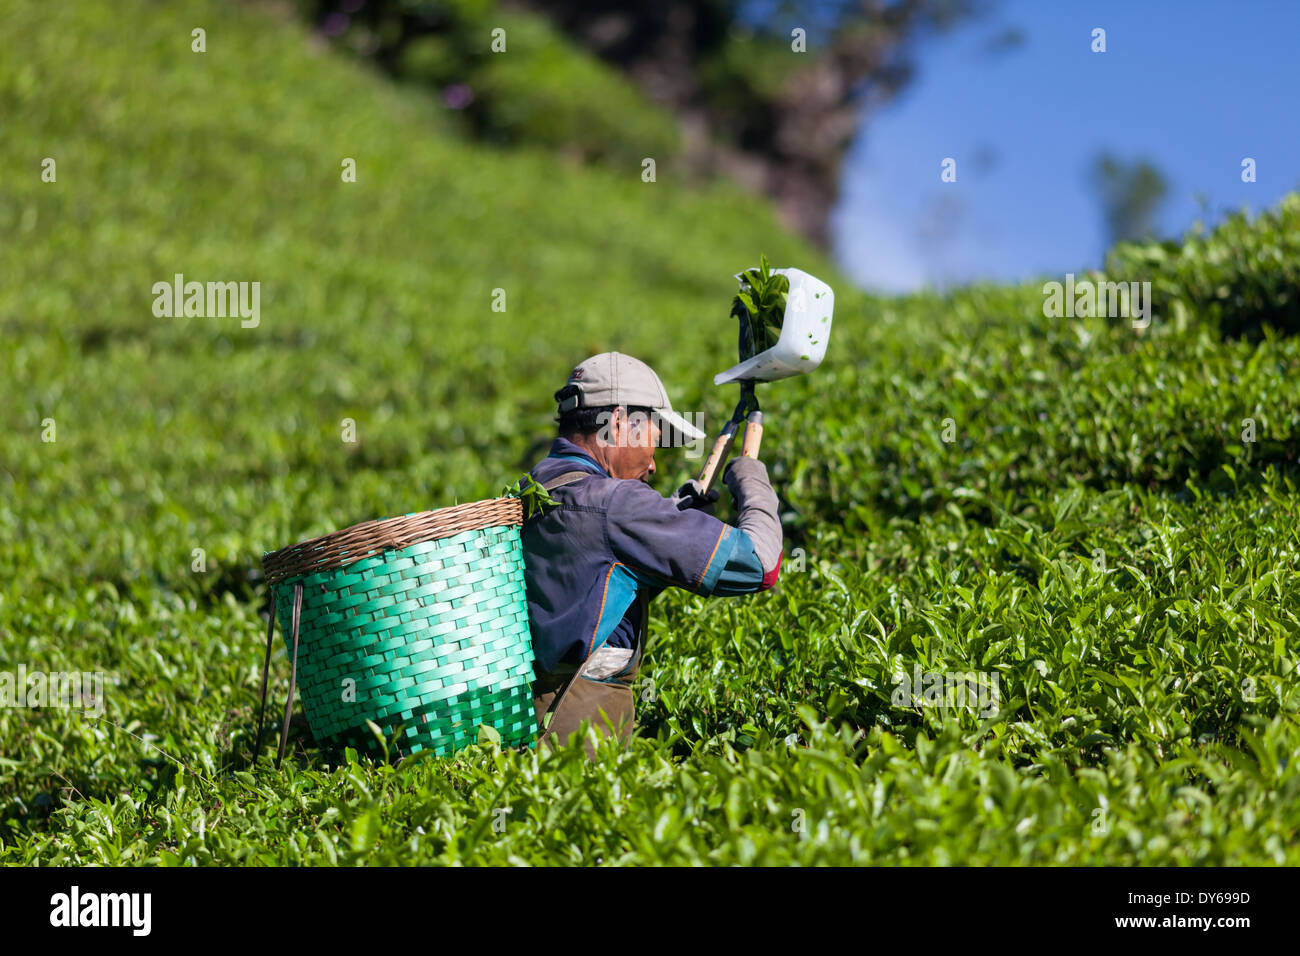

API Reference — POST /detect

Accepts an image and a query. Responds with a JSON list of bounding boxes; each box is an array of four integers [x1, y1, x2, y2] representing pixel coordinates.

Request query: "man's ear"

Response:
[[611, 405, 629, 447], [592, 406, 612, 447], [598, 405, 623, 448]]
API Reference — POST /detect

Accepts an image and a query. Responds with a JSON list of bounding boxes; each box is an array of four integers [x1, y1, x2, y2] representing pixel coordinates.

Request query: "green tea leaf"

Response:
[[502, 473, 561, 519]]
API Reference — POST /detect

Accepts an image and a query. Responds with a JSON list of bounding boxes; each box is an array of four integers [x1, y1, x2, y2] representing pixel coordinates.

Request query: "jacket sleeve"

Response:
[[707, 529, 782, 595], [722, 457, 782, 576], [605, 481, 782, 596], [605, 479, 743, 595]]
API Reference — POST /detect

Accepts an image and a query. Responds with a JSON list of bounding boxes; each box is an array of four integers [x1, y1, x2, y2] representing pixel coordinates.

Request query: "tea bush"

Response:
[[1103, 193, 1300, 340]]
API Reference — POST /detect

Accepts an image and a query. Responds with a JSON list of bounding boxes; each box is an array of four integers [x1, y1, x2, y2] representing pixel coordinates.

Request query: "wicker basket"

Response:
[[255, 498, 536, 764]]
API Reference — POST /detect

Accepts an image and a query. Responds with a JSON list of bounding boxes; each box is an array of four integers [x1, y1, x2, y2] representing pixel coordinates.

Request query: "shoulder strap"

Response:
[[541, 469, 596, 491], [522, 470, 597, 529]]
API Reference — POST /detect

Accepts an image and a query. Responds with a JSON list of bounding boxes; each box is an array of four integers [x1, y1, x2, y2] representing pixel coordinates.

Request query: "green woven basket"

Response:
[[257, 498, 536, 762]]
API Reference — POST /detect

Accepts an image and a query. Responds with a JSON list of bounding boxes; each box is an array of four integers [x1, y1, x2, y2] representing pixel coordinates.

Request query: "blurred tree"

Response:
[[294, 0, 993, 249], [1090, 152, 1170, 249], [514, 0, 991, 247]]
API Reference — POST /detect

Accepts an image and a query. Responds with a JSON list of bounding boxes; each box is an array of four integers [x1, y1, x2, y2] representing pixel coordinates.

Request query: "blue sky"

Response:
[[829, 0, 1300, 293]]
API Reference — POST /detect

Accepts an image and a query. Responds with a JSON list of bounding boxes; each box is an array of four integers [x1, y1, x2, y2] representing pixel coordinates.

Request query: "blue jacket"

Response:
[[521, 438, 774, 676]]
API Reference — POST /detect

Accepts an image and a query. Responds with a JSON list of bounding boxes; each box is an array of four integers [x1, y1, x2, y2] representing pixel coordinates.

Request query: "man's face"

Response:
[[600, 407, 660, 482]]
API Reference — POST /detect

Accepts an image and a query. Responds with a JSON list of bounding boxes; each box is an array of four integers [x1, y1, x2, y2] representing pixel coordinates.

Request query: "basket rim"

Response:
[[261, 496, 524, 587]]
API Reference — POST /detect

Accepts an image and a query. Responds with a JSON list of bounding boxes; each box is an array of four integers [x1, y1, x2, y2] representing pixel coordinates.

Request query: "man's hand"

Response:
[[671, 478, 720, 514]]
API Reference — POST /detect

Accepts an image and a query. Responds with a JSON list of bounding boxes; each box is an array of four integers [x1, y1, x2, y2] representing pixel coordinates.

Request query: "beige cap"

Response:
[[556, 351, 705, 445]]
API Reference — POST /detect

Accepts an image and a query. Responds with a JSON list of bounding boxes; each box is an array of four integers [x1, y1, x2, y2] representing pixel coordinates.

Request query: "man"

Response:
[[521, 351, 783, 760]]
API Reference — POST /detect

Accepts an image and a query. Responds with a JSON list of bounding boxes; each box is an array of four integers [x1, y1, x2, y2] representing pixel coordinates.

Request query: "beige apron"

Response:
[[529, 469, 650, 760]]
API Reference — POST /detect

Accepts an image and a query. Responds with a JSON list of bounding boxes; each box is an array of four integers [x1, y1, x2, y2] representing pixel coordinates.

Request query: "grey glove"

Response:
[[671, 478, 720, 514], [723, 457, 782, 574]]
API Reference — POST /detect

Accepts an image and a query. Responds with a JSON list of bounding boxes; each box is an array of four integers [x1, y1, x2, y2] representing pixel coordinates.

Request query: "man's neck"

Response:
[[561, 434, 612, 476]]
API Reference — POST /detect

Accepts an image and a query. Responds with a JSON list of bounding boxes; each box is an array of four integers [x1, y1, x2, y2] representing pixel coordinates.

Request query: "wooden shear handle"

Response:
[[698, 411, 764, 493], [697, 420, 738, 495], [741, 411, 763, 459]]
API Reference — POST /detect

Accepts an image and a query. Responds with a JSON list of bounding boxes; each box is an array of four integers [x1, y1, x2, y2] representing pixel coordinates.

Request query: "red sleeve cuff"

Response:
[[759, 549, 782, 591]]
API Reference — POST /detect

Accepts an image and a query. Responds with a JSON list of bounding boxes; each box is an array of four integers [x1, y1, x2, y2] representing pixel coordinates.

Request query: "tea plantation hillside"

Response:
[[2, 0, 1298, 865]]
